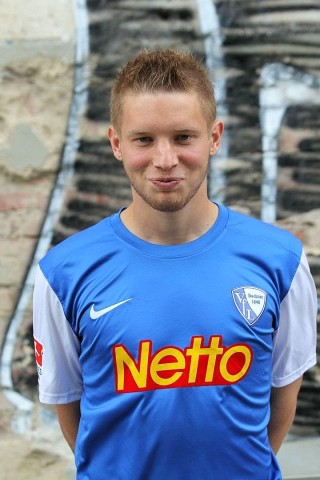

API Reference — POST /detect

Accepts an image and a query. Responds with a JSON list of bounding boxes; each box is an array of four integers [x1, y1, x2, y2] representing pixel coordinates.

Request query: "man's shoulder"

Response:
[[226, 207, 302, 258], [39, 216, 113, 274]]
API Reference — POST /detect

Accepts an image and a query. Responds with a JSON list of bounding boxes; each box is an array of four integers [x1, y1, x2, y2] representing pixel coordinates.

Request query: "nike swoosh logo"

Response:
[[90, 298, 132, 320]]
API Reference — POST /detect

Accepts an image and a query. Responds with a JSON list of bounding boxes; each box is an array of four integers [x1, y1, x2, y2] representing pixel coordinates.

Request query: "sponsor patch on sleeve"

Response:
[[34, 337, 43, 376]]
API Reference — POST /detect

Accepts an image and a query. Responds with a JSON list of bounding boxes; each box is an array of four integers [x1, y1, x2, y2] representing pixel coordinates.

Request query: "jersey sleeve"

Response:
[[33, 265, 83, 404], [272, 250, 317, 387]]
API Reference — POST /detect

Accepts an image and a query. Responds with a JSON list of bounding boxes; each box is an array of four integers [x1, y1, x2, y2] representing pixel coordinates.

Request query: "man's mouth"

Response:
[[150, 178, 182, 190]]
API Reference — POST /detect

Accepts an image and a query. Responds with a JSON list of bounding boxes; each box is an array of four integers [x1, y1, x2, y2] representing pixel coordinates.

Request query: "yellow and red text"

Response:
[[113, 335, 252, 393]]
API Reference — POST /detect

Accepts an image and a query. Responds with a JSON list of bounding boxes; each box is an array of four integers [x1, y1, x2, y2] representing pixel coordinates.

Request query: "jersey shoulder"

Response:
[[225, 207, 302, 259], [39, 216, 112, 276]]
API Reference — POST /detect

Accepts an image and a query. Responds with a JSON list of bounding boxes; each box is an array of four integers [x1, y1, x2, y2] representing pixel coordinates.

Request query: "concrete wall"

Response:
[[0, 0, 76, 436], [0, 0, 75, 344]]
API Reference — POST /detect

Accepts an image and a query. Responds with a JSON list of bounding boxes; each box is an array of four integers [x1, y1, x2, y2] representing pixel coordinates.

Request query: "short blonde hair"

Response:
[[110, 49, 216, 132]]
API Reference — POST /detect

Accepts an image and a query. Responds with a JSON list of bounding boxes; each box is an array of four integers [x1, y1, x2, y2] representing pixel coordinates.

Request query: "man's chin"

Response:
[[146, 197, 188, 213], [131, 186, 195, 213]]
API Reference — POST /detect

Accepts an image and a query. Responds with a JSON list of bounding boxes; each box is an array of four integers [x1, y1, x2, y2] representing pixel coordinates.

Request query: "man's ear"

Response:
[[107, 125, 122, 161], [209, 120, 224, 156]]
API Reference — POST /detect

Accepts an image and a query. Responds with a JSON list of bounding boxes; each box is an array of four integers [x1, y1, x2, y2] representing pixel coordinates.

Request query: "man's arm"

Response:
[[56, 400, 81, 452], [268, 376, 302, 454]]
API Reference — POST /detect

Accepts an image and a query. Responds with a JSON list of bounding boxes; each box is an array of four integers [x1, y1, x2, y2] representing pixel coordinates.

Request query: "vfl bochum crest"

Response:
[[232, 287, 267, 325]]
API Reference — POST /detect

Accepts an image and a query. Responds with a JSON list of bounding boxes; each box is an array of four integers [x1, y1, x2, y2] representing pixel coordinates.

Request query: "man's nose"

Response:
[[153, 140, 178, 170]]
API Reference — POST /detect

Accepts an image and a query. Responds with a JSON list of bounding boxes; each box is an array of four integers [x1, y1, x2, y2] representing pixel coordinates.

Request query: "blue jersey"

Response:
[[33, 204, 317, 479]]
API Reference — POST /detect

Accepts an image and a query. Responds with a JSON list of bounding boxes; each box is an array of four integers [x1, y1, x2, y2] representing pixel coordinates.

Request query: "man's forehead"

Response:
[[116, 90, 212, 134], [121, 89, 200, 104]]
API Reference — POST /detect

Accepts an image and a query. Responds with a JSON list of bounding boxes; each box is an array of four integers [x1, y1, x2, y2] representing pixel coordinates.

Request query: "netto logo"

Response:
[[113, 336, 252, 393]]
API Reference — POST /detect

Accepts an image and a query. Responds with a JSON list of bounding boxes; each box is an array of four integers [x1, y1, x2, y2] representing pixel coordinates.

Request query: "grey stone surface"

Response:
[[0, 0, 75, 66], [0, 1, 77, 478], [5, 124, 47, 170]]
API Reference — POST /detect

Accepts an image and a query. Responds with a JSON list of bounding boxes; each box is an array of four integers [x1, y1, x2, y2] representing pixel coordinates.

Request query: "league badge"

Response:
[[232, 286, 267, 325], [34, 337, 43, 376]]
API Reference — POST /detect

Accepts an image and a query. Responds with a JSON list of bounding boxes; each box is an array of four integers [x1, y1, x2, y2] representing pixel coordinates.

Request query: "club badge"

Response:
[[232, 287, 267, 325]]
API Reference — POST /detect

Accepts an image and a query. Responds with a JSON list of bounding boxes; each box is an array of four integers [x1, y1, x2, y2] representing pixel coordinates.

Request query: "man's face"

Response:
[[108, 91, 223, 213]]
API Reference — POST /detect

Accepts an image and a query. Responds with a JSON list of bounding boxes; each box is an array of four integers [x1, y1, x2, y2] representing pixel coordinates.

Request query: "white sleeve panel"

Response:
[[272, 250, 317, 387], [33, 265, 83, 404]]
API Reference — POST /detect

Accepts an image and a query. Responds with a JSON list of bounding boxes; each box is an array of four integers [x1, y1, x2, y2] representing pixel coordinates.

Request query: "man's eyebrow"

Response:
[[174, 128, 200, 133], [127, 130, 150, 136], [126, 128, 201, 137], [127, 128, 200, 134]]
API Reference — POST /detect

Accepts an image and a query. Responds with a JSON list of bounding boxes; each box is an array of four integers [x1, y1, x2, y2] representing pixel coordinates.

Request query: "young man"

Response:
[[33, 50, 317, 479]]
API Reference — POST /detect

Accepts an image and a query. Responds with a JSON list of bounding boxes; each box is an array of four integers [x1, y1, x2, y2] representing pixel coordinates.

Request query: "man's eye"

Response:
[[177, 134, 191, 142], [137, 137, 152, 143]]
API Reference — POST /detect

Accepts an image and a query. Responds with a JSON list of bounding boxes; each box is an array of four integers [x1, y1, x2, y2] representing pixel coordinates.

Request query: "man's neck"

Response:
[[120, 200, 219, 246]]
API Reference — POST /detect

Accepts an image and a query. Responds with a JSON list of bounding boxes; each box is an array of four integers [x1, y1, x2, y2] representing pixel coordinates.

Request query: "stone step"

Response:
[[278, 187, 320, 212], [75, 156, 125, 175], [284, 105, 320, 129], [279, 154, 320, 168], [293, 167, 320, 185], [78, 139, 113, 155], [299, 137, 320, 153]]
